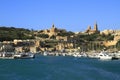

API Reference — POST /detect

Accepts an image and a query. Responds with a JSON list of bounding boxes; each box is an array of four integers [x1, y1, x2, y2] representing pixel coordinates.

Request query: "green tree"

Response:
[[57, 31, 75, 37], [37, 34, 49, 38], [50, 35, 56, 39]]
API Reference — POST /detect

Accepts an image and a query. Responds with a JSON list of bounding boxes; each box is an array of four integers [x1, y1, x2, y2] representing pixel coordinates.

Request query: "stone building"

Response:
[[56, 42, 74, 51], [30, 46, 38, 53], [85, 22, 100, 34], [114, 36, 120, 41], [39, 24, 67, 38], [100, 30, 114, 35], [56, 36, 68, 41], [42, 24, 58, 37], [34, 40, 41, 47], [103, 41, 118, 47], [49, 24, 58, 36], [113, 30, 120, 41], [15, 47, 23, 52]]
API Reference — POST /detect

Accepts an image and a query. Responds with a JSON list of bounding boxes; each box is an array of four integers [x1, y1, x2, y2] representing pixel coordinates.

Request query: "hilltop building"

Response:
[[114, 36, 120, 41], [40, 24, 66, 37], [85, 22, 100, 34], [113, 30, 120, 41], [43, 24, 58, 37], [100, 29, 114, 35]]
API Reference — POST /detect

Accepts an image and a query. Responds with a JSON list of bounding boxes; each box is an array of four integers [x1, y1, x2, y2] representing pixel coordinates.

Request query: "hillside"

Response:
[[0, 26, 35, 41]]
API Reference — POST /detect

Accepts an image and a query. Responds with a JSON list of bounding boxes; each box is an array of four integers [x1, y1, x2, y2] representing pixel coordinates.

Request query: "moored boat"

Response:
[[13, 52, 35, 59], [98, 52, 112, 60], [0, 52, 14, 59], [73, 52, 81, 57]]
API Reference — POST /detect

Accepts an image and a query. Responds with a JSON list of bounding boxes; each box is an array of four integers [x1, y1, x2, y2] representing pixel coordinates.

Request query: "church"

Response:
[[43, 24, 58, 37], [85, 22, 100, 34]]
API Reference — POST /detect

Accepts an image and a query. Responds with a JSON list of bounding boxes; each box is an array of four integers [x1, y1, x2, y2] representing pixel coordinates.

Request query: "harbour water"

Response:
[[0, 54, 120, 80]]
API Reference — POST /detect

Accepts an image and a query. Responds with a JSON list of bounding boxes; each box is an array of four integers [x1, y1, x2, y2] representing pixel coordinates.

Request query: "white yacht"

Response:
[[98, 52, 112, 60], [114, 52, 120, 59], [43, 51, 48, 56]]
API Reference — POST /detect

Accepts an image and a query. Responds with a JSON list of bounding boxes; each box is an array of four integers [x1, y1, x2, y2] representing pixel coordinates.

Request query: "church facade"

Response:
[[85, 23, 100, 34]]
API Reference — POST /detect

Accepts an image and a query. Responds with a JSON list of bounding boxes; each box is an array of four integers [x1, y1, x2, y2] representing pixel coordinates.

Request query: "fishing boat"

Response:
[[13, 52, 35, 59]]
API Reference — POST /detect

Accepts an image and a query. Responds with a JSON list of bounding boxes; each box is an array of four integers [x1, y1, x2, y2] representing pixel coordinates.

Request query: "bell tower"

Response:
[[94, 22, 98, 31], [52, 24, 55, 28]]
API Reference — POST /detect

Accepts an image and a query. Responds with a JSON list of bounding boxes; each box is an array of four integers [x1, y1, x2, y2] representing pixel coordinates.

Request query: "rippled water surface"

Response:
[[0, 55, 120, 80]]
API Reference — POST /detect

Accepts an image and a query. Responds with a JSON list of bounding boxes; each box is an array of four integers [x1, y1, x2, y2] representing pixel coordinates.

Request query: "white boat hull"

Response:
[[98, 52, 112, 60], [99, 56, 112, 60]]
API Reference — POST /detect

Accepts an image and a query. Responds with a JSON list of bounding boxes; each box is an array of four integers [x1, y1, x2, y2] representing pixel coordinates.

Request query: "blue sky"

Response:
[[0, 0, 120, 32]]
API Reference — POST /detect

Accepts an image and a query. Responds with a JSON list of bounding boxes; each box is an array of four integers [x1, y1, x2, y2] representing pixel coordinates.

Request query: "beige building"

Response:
[[100, 29, 114, 35], [85, 23, 100, 34], [103, 41, 118, 47], [56, 36, 68, 41], [42, 24, 58, 37], [13, 39, 23, 45], [56, 42, 74, 51], [34, 40, 41, 47], [30, 46, 38, 53], [15, 47, 23, 52], [114, 36, 120, 41], [38, 24, 67, 39]]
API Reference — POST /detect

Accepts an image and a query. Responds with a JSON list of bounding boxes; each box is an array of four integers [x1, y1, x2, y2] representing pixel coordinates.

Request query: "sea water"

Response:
[[0, 55, 120, 80]]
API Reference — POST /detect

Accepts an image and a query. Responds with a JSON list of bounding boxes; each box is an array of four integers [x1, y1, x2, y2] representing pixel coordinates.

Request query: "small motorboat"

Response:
[[98, 52, 112, 60]]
